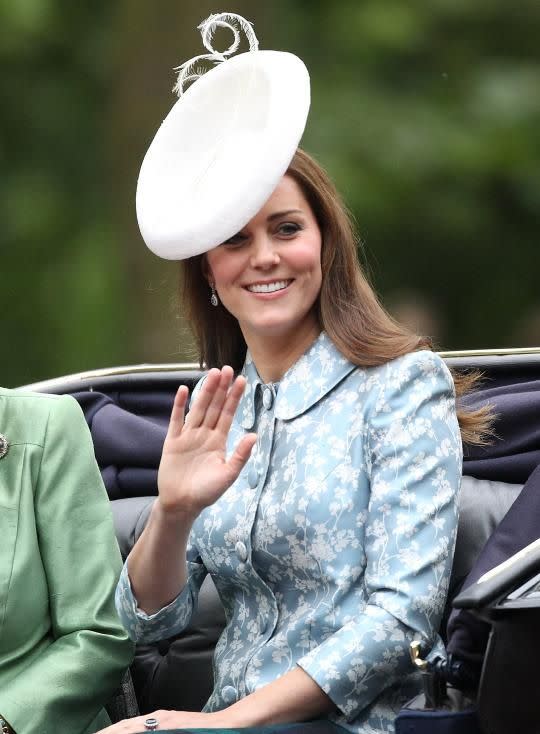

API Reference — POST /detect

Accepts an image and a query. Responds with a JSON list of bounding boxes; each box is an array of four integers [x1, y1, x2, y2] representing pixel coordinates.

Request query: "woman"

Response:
[[0, 388, 134, 734], [105, 149, 489, 734]]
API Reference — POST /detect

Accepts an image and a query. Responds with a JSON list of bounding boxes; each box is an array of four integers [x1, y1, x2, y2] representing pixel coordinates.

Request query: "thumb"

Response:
[[226, 433, 257, 480]]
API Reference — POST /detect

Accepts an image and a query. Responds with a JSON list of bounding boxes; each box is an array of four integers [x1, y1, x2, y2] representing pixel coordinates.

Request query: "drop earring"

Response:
[[210, 284, 219, 307]]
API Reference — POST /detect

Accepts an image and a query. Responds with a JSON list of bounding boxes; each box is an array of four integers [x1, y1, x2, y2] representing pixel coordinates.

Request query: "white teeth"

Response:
[[247, 280, 291, 294]]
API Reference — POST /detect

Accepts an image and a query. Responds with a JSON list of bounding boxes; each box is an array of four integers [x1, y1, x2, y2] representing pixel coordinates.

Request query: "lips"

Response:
[[245, 279, 292, 294]]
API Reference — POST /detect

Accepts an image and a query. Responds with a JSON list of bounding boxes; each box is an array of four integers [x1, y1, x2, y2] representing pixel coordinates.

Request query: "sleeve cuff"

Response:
[[115, 561, 198, 643]]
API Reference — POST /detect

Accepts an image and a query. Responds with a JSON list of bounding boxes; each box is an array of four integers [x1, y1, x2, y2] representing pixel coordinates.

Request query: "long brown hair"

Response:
[[181, 149, 491, 445]]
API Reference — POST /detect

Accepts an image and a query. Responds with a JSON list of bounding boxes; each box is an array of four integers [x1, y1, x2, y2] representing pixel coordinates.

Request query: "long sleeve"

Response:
[[115, 540, 207, 643], [297, 351, 462, 721], [0, 395, 134, 734]]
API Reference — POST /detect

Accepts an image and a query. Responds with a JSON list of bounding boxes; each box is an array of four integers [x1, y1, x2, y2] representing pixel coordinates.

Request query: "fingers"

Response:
[[216, 374, 248, 435], [95, 710, 174, 733], [203, 367, 235, 429], [188, 367, 245, 432], [166, 385, 189, 439], [187, 368, 226, 428]]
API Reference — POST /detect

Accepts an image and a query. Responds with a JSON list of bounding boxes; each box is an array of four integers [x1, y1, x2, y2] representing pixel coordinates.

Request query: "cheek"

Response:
[[205, 252, 240, 287], [290, 240, 322, 273]]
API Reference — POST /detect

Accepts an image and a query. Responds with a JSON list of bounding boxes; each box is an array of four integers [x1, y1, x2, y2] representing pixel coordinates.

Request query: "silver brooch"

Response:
[[0, 434, 9, 460]]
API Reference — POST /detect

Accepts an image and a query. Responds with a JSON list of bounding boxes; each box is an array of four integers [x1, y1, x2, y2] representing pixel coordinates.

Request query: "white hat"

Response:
[[136, 12, 310, 260]]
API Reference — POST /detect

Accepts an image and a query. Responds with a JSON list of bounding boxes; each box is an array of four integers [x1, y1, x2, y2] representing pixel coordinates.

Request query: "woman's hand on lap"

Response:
[[95, 709, 232, 733]]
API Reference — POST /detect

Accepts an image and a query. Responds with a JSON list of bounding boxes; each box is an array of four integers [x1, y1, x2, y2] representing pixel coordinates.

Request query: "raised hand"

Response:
[[157, 366, 257, 518]]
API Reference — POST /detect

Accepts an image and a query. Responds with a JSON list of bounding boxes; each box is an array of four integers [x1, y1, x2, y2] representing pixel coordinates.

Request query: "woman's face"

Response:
[[205, 175, 322, 348]]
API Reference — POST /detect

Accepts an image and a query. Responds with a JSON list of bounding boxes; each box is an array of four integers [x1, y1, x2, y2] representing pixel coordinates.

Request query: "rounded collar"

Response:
[[238, 332, 357, 428]]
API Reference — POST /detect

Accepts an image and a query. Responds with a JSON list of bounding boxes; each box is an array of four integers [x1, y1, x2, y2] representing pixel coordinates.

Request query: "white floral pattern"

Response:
[[116, 333, 462, 733]]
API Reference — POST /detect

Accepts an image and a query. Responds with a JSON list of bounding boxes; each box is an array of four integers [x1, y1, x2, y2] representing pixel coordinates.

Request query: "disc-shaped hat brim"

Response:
[[136, 50, 310, 260]]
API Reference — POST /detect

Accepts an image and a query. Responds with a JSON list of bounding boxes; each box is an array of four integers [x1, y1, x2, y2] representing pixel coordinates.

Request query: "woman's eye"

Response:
[[222, 233, 247, 247], [277, 222, 301, 237]]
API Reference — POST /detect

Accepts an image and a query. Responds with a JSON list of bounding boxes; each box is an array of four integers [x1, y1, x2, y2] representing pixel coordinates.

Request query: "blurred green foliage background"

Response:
[[1, 0, 539, 386]]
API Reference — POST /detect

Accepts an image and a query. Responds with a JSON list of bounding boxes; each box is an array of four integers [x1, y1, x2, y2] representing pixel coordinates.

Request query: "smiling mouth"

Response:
[[246, 279, 292, 294]]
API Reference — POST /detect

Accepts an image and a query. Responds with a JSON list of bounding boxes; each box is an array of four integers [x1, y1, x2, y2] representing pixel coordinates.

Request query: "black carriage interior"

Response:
[[23, 350, 540, 733]]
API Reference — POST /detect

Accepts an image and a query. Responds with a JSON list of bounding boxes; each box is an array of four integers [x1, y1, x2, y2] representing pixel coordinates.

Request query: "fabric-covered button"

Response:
[[262, 387, 274, 410], [235, 541, 248, 562], [248, 467, 259, 488], [221, 685, 237, 704]]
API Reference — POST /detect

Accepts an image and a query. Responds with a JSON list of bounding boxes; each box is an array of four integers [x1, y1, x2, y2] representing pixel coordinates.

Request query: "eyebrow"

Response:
[[267, 209, 303, 222]]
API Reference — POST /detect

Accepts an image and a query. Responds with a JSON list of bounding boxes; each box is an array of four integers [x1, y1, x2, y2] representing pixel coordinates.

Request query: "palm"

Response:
[[158, 367, 256, 516]]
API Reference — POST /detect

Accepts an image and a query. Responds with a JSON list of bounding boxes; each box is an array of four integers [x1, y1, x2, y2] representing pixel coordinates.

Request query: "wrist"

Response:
[[152, 496, 200, 525], [207, 708, 251, 729], [221, 699, 269, 728]]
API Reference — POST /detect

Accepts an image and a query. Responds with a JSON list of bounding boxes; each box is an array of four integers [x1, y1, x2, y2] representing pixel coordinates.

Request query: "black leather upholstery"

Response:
[[449, 476, 522, 602]]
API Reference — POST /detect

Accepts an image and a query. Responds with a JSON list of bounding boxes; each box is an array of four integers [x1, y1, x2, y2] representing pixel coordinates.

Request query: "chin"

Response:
[[251, 322, 294, 337], [247, 314, 317, 340]]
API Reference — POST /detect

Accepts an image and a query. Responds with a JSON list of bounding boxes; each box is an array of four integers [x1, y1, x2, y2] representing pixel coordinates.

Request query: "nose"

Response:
[[249, 234, 280, 269]]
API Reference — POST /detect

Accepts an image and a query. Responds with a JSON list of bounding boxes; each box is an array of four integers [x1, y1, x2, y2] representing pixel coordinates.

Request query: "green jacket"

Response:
[[0, 388, 134, 734]]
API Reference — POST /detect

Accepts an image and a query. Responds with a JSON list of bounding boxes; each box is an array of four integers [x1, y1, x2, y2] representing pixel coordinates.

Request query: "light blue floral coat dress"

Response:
[[116, 333, 462, 733]]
